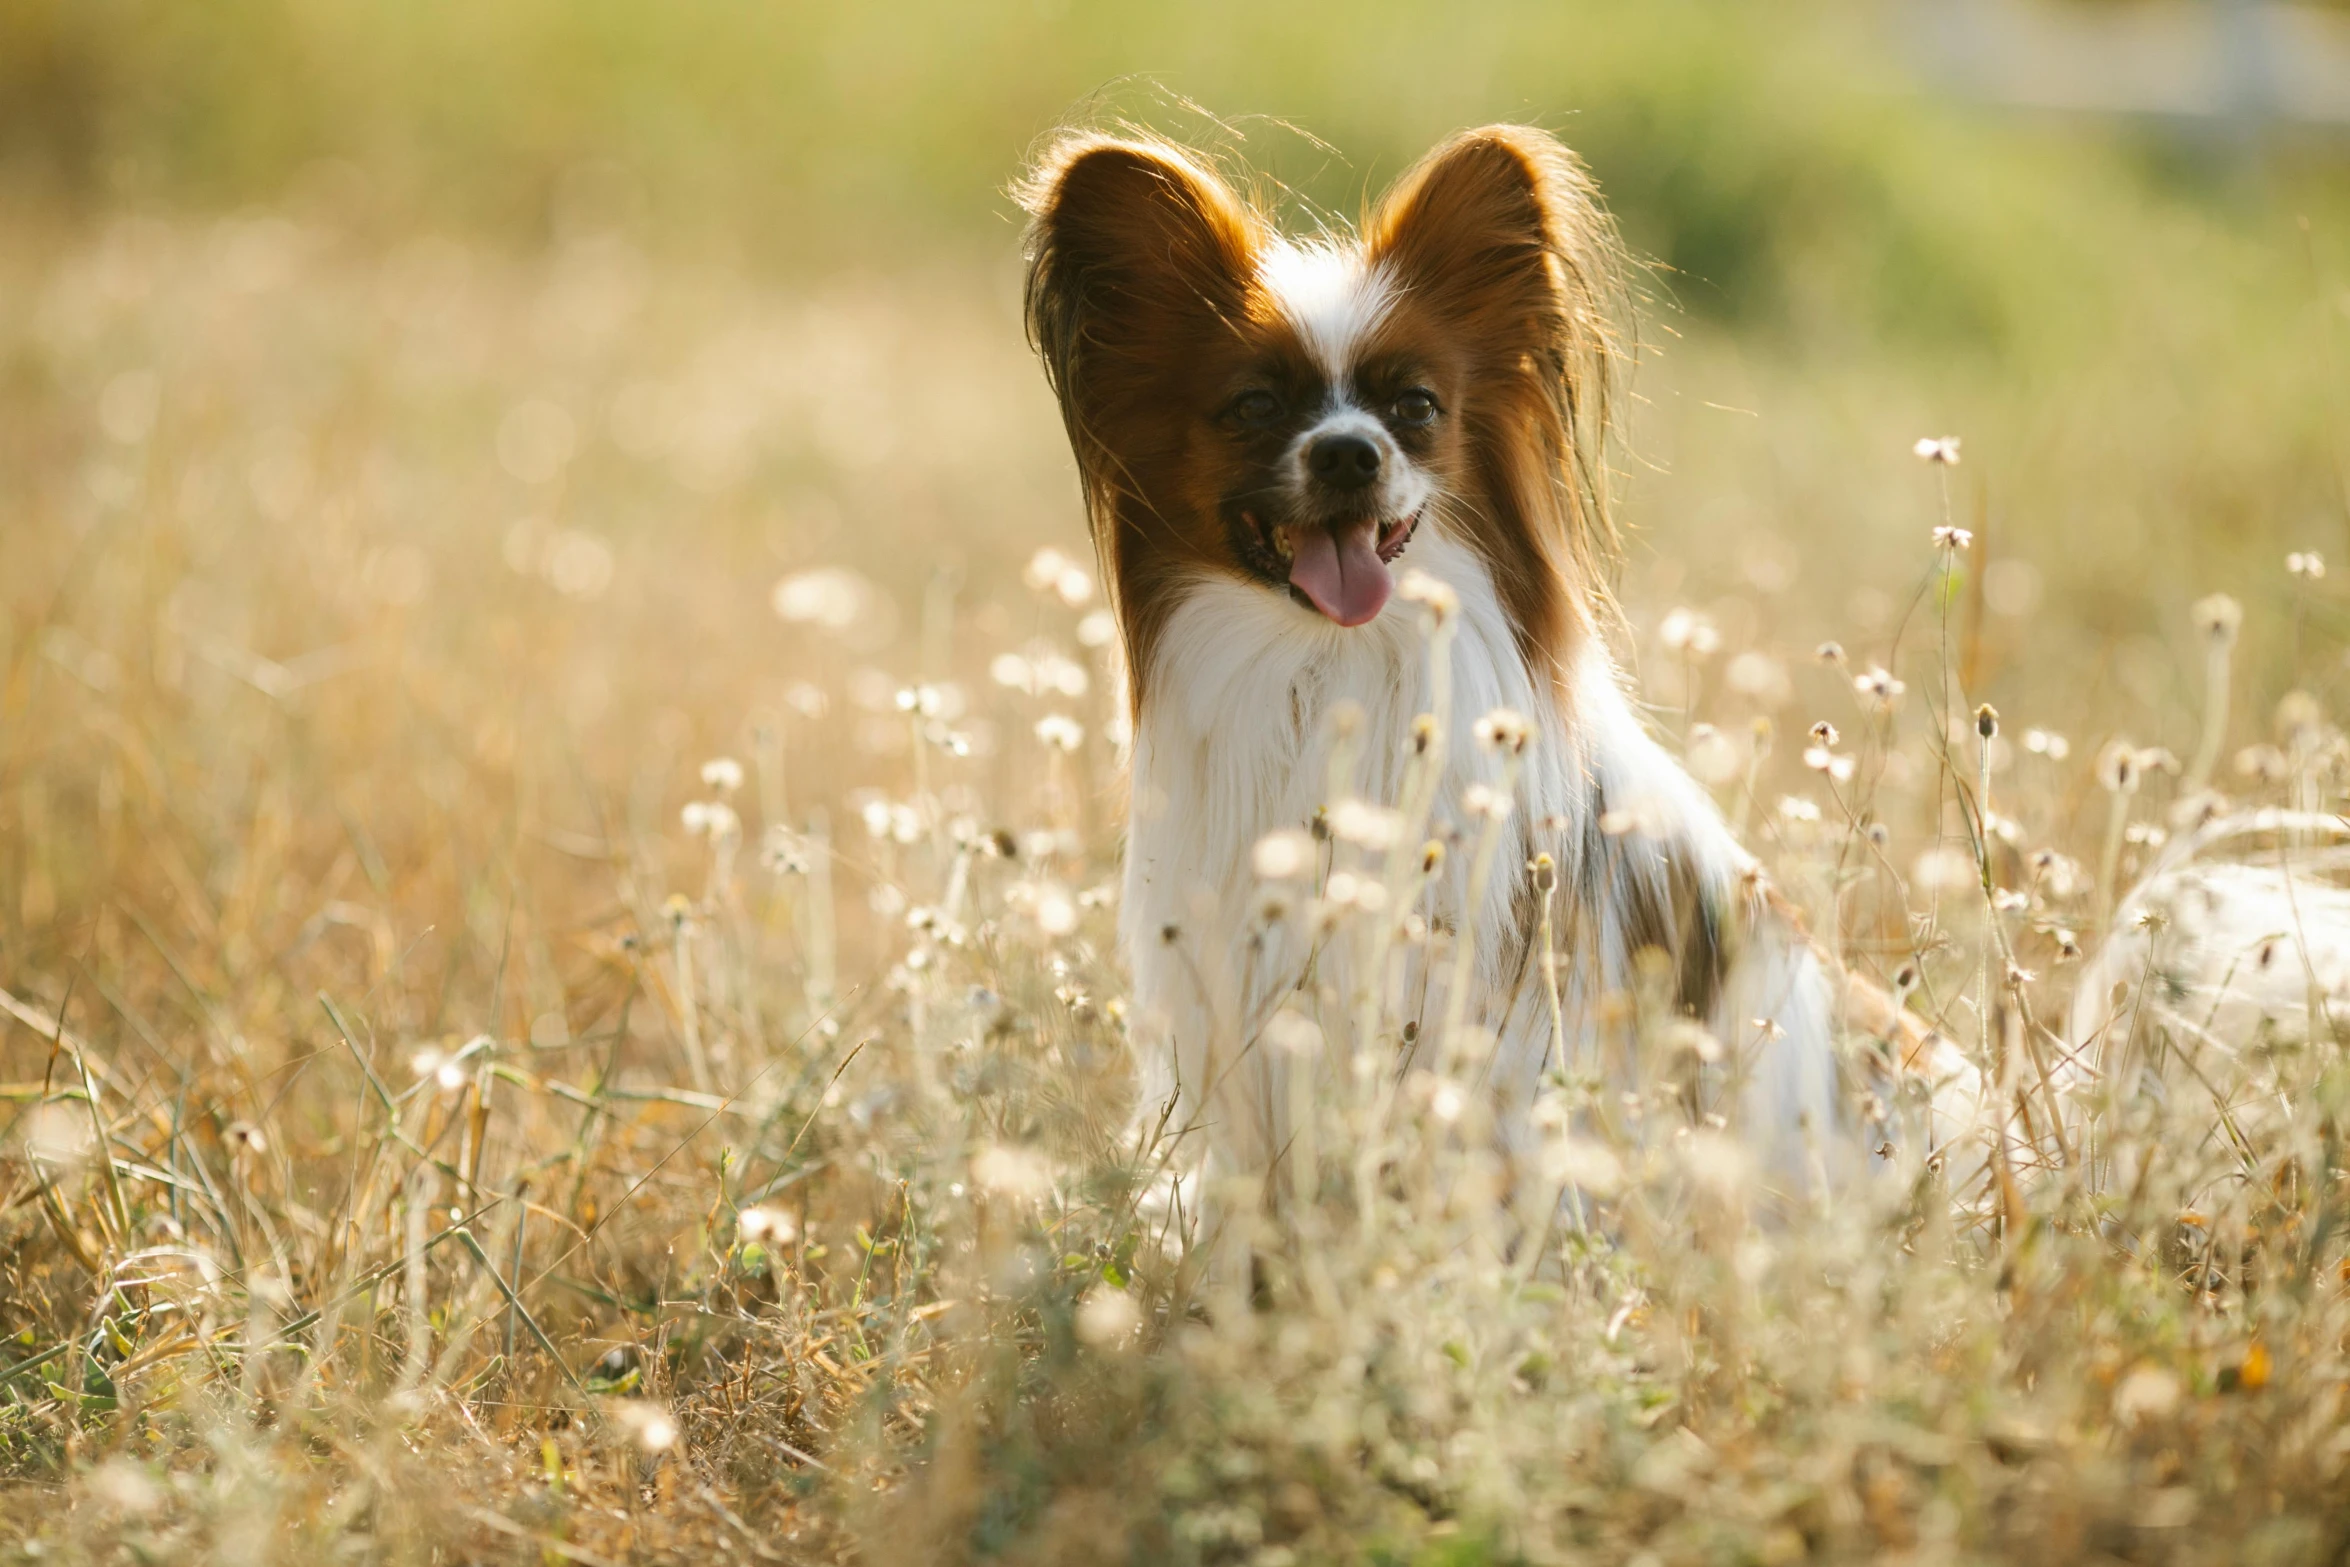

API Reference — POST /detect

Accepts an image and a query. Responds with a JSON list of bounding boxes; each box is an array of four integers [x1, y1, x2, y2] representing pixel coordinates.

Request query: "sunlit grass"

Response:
[[4, 190, 2350, 1567]]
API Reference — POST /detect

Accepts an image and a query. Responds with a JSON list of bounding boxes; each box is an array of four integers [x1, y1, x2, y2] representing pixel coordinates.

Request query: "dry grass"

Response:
[[5, 202, 2350, 1567]]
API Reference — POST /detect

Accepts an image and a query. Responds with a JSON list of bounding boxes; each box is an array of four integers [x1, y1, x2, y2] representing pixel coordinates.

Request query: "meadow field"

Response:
[[7, 3, 2350, 1562]]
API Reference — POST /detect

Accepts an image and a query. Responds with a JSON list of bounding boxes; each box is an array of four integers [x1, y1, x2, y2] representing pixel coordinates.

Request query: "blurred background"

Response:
[[8, 0, 2349, 698], [5, 0, 2350, 993], [9, 9, 2350, 1554]]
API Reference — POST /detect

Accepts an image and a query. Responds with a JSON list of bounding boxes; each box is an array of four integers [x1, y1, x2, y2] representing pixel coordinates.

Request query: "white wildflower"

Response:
[[1022, 548, 1096, 605], [771, 566, 876, 630], [972, 1144, 1055, 1201], [1473, 707, 1531, 754], [1076, 1287, 1142, 1348], [1911, 846, 1976, 893], [2097, 740, 2142, 795], [1252, 827, 1316, 880], [1263, 1011, 1323, 1056], [1462, 783, 1513, 822], [1684, 724, 1742, 785], [1854, 667, 1906, 707], [2192, 593, 2242, 646], [681, 799, 739, 839], [1543, 1137, 1624, 1196], [737, 1206, 798, 1245], [1321, 871, 1388, 913], [1397, 569, 1457, 621], [2113, 1366, 2181, 1426], [1328, 798, 1404, 849], [614, 1401, 679, 1452], [1029, 882, 1078, 936], [1802, 744, 1856, 783], [1658, 608, 1720, 657]]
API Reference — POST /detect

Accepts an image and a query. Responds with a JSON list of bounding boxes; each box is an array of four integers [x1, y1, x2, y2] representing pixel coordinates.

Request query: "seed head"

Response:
[[2096, 740, 2141, 795], [1658, 608, 1720, 658], [2276, 689, 2322, 741], [1328, 798, 1404, 850], [2191, 593, 2242, 646], [1252, 827, 1316, 880], [1075, 1287, 1142, 1348], [1397, 569, 1458, 623], [1854, 667, 1906, 707], [1462, 783, 1513, 822], [1803, 744, 1854, 782], [1975, 704, 1998, 740], [1023, 546, 1093, 605], [615, 1401, 679, 1453], [1912, 436, 1962, 465], [894, 684, 945, 717], [1473, 707, 1530, 754], [681, 800, 739, 839], [2236, 743, 2288, 783], [737, 1206, 798, 1245]]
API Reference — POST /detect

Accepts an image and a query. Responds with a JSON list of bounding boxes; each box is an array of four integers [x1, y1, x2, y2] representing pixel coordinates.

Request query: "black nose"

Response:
[[1307, 432, 1381, 491]]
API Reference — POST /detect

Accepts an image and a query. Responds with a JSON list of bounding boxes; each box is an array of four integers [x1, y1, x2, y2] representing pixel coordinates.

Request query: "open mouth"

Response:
[[1239, 509, 1420, 628]]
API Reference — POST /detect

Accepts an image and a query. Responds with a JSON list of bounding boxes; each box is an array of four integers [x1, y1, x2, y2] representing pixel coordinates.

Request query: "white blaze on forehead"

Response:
[[1257, 239, 1394, 381]]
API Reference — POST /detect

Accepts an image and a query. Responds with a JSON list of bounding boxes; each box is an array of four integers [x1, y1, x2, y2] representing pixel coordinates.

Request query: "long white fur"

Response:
[[1123, 527, 1844, 1189], [1119, 231, 1856, 1205]]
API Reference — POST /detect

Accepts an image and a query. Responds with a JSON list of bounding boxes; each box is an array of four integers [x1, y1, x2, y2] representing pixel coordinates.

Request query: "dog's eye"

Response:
[[1392, 389, 1439, 427], [1225, 390, 1282, 429]]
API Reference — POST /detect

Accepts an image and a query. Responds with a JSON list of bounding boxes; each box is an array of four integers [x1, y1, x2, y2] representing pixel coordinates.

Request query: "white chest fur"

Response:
[[1120, 528, 1841, 1182]]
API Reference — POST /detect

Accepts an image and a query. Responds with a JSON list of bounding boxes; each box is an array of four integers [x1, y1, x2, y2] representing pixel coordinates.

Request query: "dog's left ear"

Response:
[[1366, 124, 1615, 347], [1369, 127, 1627, 654]]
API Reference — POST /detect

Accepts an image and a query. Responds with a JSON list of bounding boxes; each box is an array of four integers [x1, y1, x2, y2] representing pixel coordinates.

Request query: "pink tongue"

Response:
[[1287, 525, 1393, 627]]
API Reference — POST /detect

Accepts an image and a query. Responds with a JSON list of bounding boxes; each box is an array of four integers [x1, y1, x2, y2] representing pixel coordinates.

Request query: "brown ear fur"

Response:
[[1366, 126, 1625, 691], [1020, 137, 1267, 701]]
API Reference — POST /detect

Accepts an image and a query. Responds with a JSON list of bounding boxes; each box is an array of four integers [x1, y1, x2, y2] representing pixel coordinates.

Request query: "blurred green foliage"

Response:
[[5, 0, 2349, 702], [0, 0, 2338, 342]]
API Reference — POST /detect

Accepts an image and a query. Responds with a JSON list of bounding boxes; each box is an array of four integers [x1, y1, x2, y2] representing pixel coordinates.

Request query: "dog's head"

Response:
[[1020, 125, 1623, 708]]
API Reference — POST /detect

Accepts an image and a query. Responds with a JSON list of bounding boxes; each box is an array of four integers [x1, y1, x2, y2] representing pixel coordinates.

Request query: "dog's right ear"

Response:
[[1019, 136, 1260, 423]]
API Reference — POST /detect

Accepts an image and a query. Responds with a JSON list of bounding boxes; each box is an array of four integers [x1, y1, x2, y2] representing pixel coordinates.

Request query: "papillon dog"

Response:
[[1019, 124, 1969, 1209]]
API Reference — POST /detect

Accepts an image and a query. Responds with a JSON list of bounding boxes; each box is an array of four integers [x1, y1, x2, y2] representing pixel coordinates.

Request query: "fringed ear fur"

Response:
[[1367, 125, 1628, 677]]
